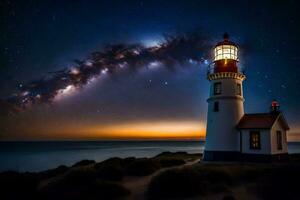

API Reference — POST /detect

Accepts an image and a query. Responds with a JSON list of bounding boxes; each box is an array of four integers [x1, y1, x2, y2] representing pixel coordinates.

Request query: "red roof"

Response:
[[236, 113, 289, 130]]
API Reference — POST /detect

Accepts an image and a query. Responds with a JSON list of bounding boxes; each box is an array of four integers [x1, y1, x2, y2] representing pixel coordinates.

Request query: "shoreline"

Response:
[[2, 141, 300, 172]]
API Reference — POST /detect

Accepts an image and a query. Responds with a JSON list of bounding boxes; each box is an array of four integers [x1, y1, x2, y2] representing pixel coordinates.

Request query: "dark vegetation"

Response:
[[147, 155, 300, 200], [72, 159, 96, 167], [4, 152, 300, 200], [148, 165, 232, 199], [154, 151, 198, 167], [0, 151, 198, 200]]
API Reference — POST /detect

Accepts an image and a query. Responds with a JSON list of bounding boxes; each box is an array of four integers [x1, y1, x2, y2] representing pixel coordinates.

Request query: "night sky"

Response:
[[1, 0, 300, 140]]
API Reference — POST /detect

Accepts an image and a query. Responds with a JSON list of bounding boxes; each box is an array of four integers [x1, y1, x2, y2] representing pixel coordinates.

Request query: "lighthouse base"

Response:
[[203, 151, 289, 162], [203, 150, 241, 161], [241, 153, 289, 162]]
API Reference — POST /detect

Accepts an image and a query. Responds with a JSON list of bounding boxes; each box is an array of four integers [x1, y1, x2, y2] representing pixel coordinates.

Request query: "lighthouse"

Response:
[[203, 34, 290, 162], [203, 34, 246, 161]]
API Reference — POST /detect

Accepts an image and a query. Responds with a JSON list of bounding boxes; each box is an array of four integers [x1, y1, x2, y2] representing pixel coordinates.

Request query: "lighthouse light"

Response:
[[214, 45, 238, 61]]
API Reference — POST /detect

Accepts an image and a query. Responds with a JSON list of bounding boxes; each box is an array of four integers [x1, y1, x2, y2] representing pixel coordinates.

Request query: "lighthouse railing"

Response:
[[207, 63, 245, 76]]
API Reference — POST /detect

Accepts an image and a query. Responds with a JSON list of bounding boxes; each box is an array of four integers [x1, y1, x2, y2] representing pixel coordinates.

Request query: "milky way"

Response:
[[1, 31, 210, 112]]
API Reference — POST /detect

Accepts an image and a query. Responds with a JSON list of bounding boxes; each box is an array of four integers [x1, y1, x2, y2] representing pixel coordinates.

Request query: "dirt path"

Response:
[[121, 159, 200, 200]]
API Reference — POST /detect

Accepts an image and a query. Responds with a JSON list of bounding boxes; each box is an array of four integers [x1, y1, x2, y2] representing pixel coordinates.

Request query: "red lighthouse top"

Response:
[[271, 100, 280, 113], [213, 33, 239, 73]]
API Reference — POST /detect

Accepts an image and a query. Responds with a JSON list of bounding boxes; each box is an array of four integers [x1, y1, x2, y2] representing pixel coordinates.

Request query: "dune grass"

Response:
[[147, 161, 300, 199], [147, 164, 232, 199], [0, 151, 196, 200], [38, 166, 130, 200], [126, 158, 162, 176], [0, 171, 39, 199], [72, 159, 96, 167]]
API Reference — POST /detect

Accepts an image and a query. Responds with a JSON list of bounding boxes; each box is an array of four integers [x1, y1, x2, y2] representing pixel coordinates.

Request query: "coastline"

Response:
[[0, 140, 204, 172], [2, 140, 300, 172]]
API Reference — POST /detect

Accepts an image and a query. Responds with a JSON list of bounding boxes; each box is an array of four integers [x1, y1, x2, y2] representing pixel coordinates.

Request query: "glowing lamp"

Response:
[[213, 33, 239, 73], [214, 44, 238, 61]]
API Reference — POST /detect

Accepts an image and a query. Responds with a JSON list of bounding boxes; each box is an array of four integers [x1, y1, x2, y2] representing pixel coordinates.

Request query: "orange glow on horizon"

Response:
[[84, 121, 206, 140], [1, 118, 206, 140]]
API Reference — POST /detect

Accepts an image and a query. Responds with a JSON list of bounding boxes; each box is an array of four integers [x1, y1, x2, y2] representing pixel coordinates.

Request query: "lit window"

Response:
[[237, 84, 242, 95], [213, 82, 222, 95], [250, 131, 261, 149], [277, 131, 283, 150], [213, 101, 219, 112]]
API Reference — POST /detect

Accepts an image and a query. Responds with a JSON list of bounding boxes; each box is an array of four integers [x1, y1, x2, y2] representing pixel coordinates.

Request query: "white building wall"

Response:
[[209, 78, 244, 97], [205, 78, 244, 152], [241, 129, 271, 154], [270, 120, 288, 154]]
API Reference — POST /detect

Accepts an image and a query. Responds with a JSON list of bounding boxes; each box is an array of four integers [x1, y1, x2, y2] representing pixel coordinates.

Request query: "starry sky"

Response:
[[1, 0, 300, 140]]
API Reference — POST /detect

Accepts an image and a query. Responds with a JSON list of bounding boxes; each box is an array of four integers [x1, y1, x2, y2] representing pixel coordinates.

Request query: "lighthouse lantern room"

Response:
[[213, 33, 238, 73]]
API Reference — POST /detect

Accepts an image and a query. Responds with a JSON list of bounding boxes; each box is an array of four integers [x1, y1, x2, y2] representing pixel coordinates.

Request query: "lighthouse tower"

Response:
[[204, 34, 246, 161]]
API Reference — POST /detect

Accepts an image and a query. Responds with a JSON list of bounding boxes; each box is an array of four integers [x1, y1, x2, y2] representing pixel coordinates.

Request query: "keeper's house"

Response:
[[237, 104, 289, 162]]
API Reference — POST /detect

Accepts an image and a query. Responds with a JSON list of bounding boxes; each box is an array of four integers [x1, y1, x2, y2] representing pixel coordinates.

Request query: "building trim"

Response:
[[207, 95, 245, 102], [207, 72, 246, 81], [203, 151, 289, 162], [271, 113, 290, 130], [241, 153, 289, 162], [203, 151, 241, 161]]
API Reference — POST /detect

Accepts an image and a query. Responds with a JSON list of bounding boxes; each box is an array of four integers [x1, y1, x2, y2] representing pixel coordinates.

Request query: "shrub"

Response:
[[39, 179, 130, 200], [159, 158, 186, 167], [93, 157, 125, 181], [38, 165, 69, 180], [147, 168, 206, 199], [0, 171, 39, 200], [63, 167, 96, 184], [122, 157, 136, 166], [126, 158, 161, 176], [195, 166, 232, 184], [97, 157, 136, 168], [155, 151, 201, 161], [95, 165, 124, 181], [93, 181, 130, 199], [239, 166, 270, 182], [223, 194, 236, 200], [40, 167, 97, 193], [147, 165, 232, 199], [72, 159, 96, 167], [39, 167, 130, 200], [289, 153, 300, 162], [253, 165, 300, 200]]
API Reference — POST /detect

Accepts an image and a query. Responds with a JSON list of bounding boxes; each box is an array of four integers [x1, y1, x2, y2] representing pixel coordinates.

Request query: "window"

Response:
[[237, 83, 242, 95], [277, 131, 283, 150], [214, 82, 222, 95], [213, 101, 219, 112], [250, 131, 261, 149]]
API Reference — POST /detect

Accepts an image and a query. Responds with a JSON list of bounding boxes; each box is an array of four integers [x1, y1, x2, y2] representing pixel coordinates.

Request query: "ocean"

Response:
[[0, 141, 300, 172]]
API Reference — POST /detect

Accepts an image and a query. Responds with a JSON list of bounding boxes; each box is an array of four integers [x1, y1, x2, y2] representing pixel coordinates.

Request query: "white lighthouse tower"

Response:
[[204, 34, 246, 161]]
